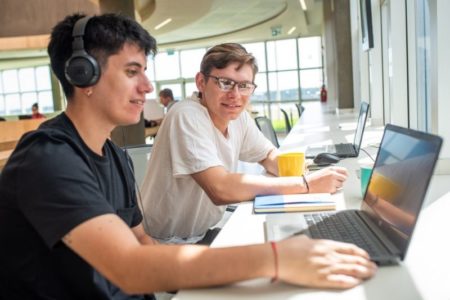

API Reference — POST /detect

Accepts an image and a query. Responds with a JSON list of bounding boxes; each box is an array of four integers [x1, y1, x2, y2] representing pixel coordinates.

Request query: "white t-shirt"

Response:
[[140, 96, 275, 242]]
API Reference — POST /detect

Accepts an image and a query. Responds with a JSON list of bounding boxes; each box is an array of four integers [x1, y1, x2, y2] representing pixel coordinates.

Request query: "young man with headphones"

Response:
[[0, 13, 376, 299]]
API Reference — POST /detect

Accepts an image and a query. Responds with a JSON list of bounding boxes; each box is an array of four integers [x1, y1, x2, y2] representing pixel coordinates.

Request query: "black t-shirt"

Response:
[[0, 113, 152, 299]]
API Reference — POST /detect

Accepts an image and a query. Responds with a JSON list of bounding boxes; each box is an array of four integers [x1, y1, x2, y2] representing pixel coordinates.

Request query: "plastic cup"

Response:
[[360, 165, 373, 196]]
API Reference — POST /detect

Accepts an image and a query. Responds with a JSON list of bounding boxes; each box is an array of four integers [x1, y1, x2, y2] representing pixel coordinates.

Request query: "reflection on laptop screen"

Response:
[[362, 124, 442, 258]]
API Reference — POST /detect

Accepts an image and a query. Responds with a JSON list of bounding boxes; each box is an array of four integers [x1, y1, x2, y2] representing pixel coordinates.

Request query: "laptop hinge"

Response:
[[356, 211, 402, 257]]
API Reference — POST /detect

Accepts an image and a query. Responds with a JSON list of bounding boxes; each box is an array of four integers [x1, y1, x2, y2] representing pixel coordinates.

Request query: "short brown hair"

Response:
[[159, 88, 173, 100], [200, 43, 258, 80]]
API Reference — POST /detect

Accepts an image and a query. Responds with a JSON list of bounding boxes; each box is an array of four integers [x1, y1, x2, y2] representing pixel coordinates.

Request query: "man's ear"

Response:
[[195, 72, 206, 93]]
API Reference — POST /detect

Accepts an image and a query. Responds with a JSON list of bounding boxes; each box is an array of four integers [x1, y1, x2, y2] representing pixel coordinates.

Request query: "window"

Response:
[[242, 42, 267, 72], [180, 48, 205, 78], [149, 37, 323, 132], [415, 0, 431, 131], [267, 39, 298, 71], [154, 51, 180, 80], [298, 37, 322, 69], [0, 65, 53, 116]]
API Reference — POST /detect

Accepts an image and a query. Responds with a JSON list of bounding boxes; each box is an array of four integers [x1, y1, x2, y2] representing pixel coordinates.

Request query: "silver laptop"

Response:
[[266, 124, 442, 265], [305, 102, 370, 158]]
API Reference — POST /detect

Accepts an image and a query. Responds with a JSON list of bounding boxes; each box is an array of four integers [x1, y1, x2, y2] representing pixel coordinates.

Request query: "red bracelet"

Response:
[[270, 241, 278, 283]]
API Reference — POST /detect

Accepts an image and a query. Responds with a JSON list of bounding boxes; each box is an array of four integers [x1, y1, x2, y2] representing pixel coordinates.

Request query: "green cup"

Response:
[[360, 165, 373, 197]]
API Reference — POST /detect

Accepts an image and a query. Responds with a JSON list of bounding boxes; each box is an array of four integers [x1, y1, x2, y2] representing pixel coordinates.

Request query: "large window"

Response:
[[148, 37, 323, 131], [0, 65, 53, 116]]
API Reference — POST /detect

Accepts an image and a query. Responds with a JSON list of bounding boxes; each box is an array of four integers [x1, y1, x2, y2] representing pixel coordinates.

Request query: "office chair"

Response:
[[295, 103, 305, 119], [280, 108, 292, 134], [122, 144, 152, 187], [254, 116, 279, 148]]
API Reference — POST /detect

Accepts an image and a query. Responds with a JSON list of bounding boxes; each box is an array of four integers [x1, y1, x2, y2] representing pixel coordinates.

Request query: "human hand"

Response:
[[305, 166, 348, 194], [276, 235, 377, 289]]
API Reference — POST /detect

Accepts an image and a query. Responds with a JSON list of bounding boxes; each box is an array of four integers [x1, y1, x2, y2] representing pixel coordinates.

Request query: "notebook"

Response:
[[305, 102, 369, 158], [266, 124, 442, 265], [254, 193, 334, 213]]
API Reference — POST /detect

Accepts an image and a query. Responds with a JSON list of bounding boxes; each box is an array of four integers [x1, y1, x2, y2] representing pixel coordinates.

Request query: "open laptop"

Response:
[[305, 102, 369, 158], [266, 124, 442, 265]]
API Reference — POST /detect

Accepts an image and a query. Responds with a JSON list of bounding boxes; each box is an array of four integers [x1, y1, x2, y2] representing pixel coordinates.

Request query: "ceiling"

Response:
[[135, 0, 323, 50], [0, 0, 323, 58]]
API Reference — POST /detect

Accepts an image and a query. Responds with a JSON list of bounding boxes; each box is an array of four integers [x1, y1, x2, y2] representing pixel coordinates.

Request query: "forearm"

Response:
[[124, 243, 273, 293], [205, 173, 308, 205]]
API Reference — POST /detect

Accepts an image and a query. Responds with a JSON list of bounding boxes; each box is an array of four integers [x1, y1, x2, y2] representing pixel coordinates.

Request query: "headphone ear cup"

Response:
[[65, 50, 100, 87]]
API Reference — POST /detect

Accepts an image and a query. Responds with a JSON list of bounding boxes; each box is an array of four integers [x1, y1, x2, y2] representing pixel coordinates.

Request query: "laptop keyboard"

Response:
[[304, 211, 388, 258], [334, 143, 356, 156]]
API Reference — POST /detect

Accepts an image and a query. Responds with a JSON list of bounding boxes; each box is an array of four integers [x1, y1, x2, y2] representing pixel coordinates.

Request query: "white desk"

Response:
[[175, 106, 450, 300]]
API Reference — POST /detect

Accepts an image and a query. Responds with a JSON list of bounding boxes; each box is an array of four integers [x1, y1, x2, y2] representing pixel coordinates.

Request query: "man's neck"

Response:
[[65, 105, 112, 156]]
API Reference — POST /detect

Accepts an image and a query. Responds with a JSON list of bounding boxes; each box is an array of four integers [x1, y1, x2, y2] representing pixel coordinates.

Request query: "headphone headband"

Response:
[[71, 16, 92, 52], [65, 15, 100, 88]]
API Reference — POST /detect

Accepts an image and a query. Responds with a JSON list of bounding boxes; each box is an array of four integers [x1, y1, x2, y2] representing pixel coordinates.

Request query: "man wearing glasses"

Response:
[[141, 43, 348, 244]]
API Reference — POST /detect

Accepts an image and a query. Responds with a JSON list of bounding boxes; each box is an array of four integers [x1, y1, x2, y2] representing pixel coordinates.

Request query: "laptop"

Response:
[[305, 102, 369, 158], [266, 124, 442, 265]]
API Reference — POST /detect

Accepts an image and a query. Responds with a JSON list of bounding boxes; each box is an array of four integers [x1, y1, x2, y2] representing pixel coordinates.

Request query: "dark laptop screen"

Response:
[[362, 124, 442, 258], [352, 102, 369, 154]]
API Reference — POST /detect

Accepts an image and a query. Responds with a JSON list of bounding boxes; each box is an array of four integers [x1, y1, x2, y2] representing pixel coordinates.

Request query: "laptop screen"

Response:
[[361, 124, 442, 258], [352, 102, 369, 154]]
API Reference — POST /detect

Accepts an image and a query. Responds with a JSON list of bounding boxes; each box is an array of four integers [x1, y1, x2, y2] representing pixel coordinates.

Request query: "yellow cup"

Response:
[[278, 152, 305, 177]]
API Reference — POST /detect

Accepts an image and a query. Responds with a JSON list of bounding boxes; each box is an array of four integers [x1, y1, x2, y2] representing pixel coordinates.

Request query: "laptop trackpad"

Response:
[[265, 214, 308, 241]]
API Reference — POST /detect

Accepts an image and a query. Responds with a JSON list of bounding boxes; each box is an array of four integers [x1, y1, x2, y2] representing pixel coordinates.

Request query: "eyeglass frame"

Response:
[[203, 73, 257, 95]]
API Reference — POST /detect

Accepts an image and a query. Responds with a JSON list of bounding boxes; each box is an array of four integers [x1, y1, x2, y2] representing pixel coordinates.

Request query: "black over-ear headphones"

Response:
[[65, 16, 100, 87]]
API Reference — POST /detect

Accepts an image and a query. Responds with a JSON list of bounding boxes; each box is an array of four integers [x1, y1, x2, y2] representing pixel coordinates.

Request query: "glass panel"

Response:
[[155, 51, 180, 80], [0, 72, 3, 93], [18, 68, 36, 92], [22, 92, 37, 113], [159, 84, 182, 101], [0, 95, 5, 115], [146, 57, 156, 81], [180, 48, 205, 78], [415, 0, 431, 131], [38, 91, 53, 113], [299, 69, 322, 100], [185, 82, 197, 99], [35, 66, 51, 90], [266, 39, 298, 71], [298, 37, 322, 69], [3, 69, 19, 93], [242, 42, 267, 72], [5, 93, 21, 115], [251, 73, 268, 101], [268, 71, 299, 101]]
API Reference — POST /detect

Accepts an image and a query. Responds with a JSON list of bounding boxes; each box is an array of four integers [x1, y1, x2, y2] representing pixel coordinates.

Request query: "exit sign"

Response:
[[271, 26, 282, 37]]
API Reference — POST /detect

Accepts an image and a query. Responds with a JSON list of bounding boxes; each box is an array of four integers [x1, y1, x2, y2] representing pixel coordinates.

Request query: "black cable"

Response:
[[360, 147, 375, 162]]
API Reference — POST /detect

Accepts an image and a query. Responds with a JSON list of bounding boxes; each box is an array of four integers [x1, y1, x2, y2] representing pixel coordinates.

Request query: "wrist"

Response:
[[302, 175, 310, 193], [269, 241, 279, 283]]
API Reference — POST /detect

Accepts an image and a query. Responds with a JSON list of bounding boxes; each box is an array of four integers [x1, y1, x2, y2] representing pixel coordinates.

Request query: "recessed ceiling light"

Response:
[[155, 18, 172, 30], [288, 27, 296, 35], [299, 0, 307, 11]]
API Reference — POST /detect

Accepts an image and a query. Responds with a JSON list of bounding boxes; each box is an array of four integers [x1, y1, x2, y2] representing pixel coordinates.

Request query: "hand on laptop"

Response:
[[277, 235, 377, 289], [305, 166, 348, 194]]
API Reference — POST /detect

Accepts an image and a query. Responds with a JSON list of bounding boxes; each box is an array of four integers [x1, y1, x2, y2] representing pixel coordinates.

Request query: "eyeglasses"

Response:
[[204, 74, 257, 95]]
